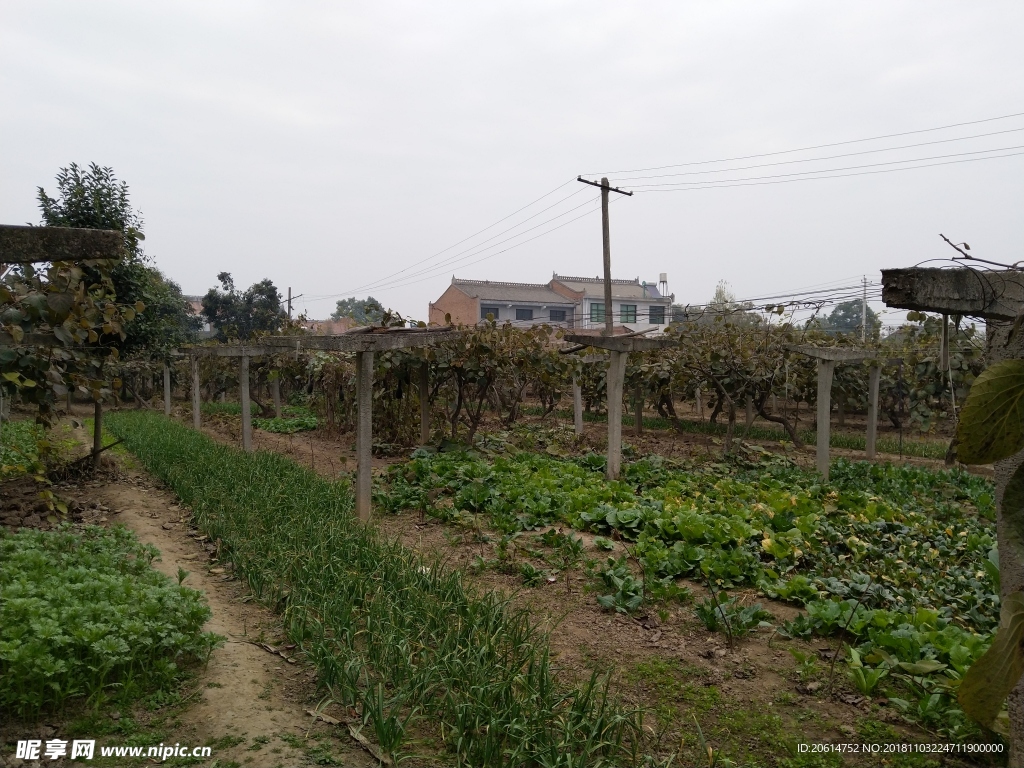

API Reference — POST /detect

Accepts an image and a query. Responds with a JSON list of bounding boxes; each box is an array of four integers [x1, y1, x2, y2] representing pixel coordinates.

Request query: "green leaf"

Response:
[[53, 325, 74, 346], [897, 659, 947, 675], [956, 359, 1024, 464], [958, 591, 1024, 732], [46, 291, 74, 316]]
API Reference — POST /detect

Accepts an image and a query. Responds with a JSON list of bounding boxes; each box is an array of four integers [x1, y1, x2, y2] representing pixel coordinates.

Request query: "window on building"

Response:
[[620, 305, 637, 323], [549, 309, 566, 322], [481, 306, 499, 320], [590, 303, 605, 323], [649, 305, 665, 325], [515, 308, 534, 321]]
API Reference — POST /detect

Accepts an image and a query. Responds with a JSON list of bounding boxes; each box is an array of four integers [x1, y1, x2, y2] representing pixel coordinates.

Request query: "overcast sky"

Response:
[[2, 2, 1022, 324]]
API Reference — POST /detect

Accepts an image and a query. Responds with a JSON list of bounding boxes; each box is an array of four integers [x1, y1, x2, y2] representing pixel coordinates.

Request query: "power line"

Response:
[[626, 144, 1024, 189], [304, 177, 579, 300], [303, 111, 1024, 309], [362, 196, 622, 294], [631, 150, 1024, 192], [319, 193, 604, 299], [610, 126, 1024, 182], [591, 110, 1024, 175]]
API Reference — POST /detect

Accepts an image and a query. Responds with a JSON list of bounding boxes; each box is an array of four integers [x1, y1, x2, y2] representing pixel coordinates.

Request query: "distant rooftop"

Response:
[[552, 274, 666, 300], [452, 278, 572, 304]]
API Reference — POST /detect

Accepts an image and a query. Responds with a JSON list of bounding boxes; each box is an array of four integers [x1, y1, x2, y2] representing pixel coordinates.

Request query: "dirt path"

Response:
[[46, 438, 375, 768]]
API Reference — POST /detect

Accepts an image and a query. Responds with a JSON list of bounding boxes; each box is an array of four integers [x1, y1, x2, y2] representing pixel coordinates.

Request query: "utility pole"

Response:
[[287, 287, 292, 319], [861, 276, 868, 343], [578, 176, 632, 336]]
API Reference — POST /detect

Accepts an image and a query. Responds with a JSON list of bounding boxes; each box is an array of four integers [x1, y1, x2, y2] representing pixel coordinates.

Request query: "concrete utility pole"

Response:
[[287, 287, 292, 320], [601, 179, 613, 336], [577, 176, 632, 335]]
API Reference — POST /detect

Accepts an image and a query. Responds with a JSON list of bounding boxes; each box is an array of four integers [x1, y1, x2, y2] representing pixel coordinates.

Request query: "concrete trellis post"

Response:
[[272, 376, 282, 419], [163, 364, 172, 417], [882, 266, 1024, 762], [191, 354, 201, 429], [564, 333, 673, 481], [240, 355, 252, 452], [92, 400, 103, 470], [745, 396, 754, 428], [866, 366, 881, 459], [355, 351, 373, 520], [261, 327, 461, 522], [606, 351, 627, 480], [419, 361, 431, 446], [695, 386, 703, 420], [787, 345, 873, 482], [634, 383, 643, 436], [815, 360, 837, 478], [572, 375, 583, 435], [186, 345, 277, 446]]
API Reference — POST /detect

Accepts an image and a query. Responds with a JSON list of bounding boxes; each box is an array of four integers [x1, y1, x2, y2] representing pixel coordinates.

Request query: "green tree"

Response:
[[824, 299, 880, 337], [710, 280, 737, 310], [331, 296, 385, 325], [37, 163, 198, 358], [201, 273, 284, 341]]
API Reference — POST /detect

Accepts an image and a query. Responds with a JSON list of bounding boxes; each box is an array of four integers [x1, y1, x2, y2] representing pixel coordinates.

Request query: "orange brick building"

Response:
[[428, 274, 673, 332]]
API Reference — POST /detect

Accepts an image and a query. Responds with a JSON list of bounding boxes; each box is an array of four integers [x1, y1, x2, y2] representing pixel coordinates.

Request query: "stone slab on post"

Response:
[[419, 361, 430, 446], [606, 351, 628, 480], [816, 359, 836, 481], [272, 376, 282, 419], [866, 366, 881, 459], [240, 355, 252, 452], [0, 224, 125, 263], [355, 350, 374, 521], [883, 267, 1024, 757], [572, 375, 583, 435], [191, 355, 201, 430], [163, 364, 172, 417]]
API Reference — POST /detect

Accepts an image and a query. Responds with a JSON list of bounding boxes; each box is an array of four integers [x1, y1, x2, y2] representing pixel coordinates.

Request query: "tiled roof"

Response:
[[452, 279, 573, 305], [552, 275, 667, 301]]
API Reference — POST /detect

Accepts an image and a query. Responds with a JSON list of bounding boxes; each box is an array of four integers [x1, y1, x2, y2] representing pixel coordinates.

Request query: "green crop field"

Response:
[[381, 446, 999, 740]]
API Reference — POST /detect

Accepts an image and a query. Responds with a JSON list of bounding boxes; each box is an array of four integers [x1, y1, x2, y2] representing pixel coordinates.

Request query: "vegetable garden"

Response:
[[4, 201, 1023, 765]]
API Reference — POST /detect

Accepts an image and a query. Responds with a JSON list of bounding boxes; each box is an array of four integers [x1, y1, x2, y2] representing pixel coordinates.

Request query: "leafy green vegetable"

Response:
[[0, 525, 221, 717], [0, 420, 43, 479]]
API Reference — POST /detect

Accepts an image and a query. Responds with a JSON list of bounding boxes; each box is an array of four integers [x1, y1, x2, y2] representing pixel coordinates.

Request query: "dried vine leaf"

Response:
[[956, 359, 1024, 464], [959, 591, 1024, 733]]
